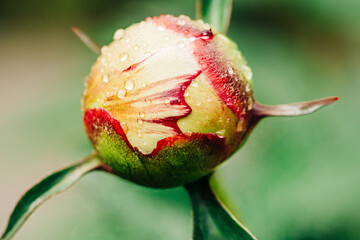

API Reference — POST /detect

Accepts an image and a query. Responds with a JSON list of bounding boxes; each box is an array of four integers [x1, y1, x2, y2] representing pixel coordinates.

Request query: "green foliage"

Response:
[[1, 156, 101, 240]]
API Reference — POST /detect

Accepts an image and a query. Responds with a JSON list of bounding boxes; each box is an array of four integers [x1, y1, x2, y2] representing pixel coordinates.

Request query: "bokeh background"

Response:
[[0, 0, 359, 239]]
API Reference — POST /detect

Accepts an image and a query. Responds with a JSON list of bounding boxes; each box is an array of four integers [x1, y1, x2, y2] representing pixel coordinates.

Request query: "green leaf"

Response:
[[1, 153, 102, 240], [197, 0, 233, 33], [185, 175, 257, 240]]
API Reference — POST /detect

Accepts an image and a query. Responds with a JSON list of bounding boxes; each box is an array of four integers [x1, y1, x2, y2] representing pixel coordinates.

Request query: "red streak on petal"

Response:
[[84, 108, 134, 151], [149, 15, 253, 120], [84, 108, 227, 157], [142, 70, 202, 133]]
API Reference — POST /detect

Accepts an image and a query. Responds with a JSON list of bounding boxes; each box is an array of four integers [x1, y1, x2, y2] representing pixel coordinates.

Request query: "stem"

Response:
[[253, 96, 339, 118], [185, 175, 257, 239], [1, 152, 103, 240], [197, 0, 233, 33], [72, 26, 101, 55]]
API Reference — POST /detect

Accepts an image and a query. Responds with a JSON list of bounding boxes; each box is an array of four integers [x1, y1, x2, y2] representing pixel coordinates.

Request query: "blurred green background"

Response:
[[0, 0, 359, 239]]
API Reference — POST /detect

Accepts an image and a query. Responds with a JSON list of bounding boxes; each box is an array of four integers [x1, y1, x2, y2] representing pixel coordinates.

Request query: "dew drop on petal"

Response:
[[117, 89, 126, 99], [189, 36, 196, 42], [137, 119, 143, 125], [218, 117, 223, 123], [125, 79, 134, 91], [164, 98, 171, 105], [195, 100, 201, 106], [101, 57, 107, 66], [139, 112, 145, 118], [133, 44, 139, 50], [137, 131, 143, 138], [215, 130, 226, 136], [184, 90, 189, 97], [120, 52, 129, 61], [103, 73, 109, 83], [228, 66, 234, 75], [113, 29, 125, 40], [101, 46, 109, 54], [142, 82, 147, 87], [145, 98, 152, 105], [177, 19, 186, 26]]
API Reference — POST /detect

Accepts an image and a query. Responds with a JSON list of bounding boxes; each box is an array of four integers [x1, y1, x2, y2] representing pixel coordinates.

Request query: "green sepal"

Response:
[[1, 153, 102, 240], [185, 175, 257, 240]]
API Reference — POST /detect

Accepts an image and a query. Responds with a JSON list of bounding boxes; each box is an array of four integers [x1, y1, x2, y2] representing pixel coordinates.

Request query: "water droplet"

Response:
[[181, 85, 187, 91], [124, 37, 130, 43], [184, 90, 189, 97], [125, 79, 134, 91], [142, 82, 147, 87], [157, 25, 165, 31], [198, 29, 213, 40], [137, 131, 143, 138], [101, 46, 109, 54], [192, 81, 198, 87], [137, 119, 143, 125], [227, 117, 231, 123], [139, 112, 145, 118], [143, 141, 148, 146], [133, 45, 139, 50], [215, 130, 226, 136], [113, 29, 125, 40], [189, 36, 196, 42], [103, 73, 109, 83], [145, 98, 152, 104], [218, 117, 223, 123], [117, 89, 126, 98], [145, 51, 151, 57], [195, 100, 201, 106], [177, 41, 185, 48], [228, 67, 234, 75], [177, 19, 186, 26], [120, 52, 129, 61], [101, 57, 107, 66], [246, 84, 251, 92], [164, 98, 171, 105]]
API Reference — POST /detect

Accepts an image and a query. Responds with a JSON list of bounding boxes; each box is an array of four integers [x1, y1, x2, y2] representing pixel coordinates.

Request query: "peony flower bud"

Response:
[[82, 15, 336, 188]]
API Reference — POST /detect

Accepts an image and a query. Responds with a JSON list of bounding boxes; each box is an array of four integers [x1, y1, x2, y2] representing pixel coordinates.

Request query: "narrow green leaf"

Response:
[[1, 153, 102, 240], [197, 0, 233, 33], [185, 175, 257, 240]]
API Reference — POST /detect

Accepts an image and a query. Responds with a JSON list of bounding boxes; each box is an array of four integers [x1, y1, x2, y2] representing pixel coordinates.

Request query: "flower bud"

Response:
[[82, 15, 265, 187]]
